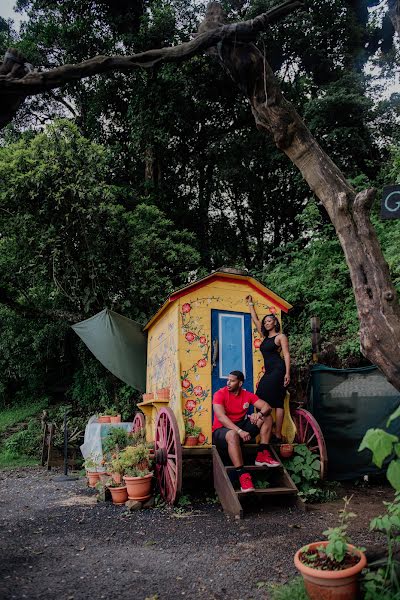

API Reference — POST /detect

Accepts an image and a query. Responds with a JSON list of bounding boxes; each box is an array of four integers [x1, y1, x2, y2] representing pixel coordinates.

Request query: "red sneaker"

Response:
[[255, 449, 281, 468], [239, 472, 255, 492]]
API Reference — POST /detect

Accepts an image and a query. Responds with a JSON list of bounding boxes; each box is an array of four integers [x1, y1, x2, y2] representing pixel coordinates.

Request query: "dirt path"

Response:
[[0, 467, 392, 600]]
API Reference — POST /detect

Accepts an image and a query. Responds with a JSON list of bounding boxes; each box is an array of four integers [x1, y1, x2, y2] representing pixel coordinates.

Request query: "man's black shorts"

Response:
[[212, 418, 260, 450]]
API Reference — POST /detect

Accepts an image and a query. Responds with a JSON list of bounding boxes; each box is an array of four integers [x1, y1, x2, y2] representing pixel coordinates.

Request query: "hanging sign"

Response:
[[381, 185, 400, 220]]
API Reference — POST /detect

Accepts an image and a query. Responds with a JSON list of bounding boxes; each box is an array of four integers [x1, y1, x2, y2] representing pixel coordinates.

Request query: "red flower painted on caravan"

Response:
[[269, 306, 277, 314], [254, 339, 262, 348], [199, 336, 207, 345], [198, 433, 206, 444], [182, 303, 191, 314], [197, 358, 207, 368], [182, 379, 191, 389], [185, 332, 195, 342], [187, 418, 195, 428], [185, 400, 196, 412], [193, 386, 203, 397]]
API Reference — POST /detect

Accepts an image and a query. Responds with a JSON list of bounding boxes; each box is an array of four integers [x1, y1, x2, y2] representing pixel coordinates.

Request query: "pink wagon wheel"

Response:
[[293, 408, 328, 479], [132, 412, 145, 433], [154, 407, 182, 505]]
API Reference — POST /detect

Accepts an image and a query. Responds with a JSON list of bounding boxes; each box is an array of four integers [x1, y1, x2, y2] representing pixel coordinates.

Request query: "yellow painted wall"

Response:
[[146, 302, 183, 438], [176, 280, 282, 447]]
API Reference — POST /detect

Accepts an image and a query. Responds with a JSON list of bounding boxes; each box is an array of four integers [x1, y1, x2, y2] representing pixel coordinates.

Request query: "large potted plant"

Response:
[[294, 496, 367, 600], [120, 444, 153, 501]]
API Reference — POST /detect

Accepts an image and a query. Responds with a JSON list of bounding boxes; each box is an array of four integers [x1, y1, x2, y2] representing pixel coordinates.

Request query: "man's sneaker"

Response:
[[255, 449, 281, 468], [239, 472, 255, 492]]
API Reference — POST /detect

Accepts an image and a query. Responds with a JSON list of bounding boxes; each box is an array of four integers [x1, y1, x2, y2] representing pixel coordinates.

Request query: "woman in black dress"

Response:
[[246, 295, 291, 442]]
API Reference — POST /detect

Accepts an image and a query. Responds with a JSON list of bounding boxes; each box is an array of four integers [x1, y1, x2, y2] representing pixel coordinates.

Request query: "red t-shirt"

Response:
[[212, 387, 259, 431]]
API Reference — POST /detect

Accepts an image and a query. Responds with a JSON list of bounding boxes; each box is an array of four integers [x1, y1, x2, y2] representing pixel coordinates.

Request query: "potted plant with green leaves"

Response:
[[184, 422, 201, 447], [294, 496, 367, 600], [107, 478, 128, 505], [108, 454, 125, 485], [121, 443, 153, 501], [84, 453, 103, 487], [107, 406, 122, 423]]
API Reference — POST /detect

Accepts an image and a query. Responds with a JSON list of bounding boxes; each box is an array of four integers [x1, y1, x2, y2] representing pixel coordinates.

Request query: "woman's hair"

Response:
[[261, 314, 281, 337]]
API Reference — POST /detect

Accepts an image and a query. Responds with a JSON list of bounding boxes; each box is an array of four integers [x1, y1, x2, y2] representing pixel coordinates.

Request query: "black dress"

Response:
[[256, 335, 286, 409]]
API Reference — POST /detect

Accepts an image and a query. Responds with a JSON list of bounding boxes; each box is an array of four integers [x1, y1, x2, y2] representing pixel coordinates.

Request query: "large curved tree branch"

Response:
[[204, 4, 400, 389], [0, 0, 301, 128]]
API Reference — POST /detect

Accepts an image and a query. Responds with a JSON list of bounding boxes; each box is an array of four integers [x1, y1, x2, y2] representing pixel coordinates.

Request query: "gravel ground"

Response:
[[0, 465, 392, 600]]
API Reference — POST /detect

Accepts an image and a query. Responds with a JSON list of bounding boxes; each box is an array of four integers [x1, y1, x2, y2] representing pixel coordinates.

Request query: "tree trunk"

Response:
[[204, 4, 400, 390], [388, 0, 400, 36]]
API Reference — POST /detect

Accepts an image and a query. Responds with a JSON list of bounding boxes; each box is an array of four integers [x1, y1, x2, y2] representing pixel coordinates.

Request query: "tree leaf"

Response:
[[359, 429, 397, 467], [387, 459, 400, 491]]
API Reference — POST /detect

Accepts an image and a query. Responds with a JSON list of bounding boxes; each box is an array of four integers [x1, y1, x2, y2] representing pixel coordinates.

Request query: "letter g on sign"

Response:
[[381, 186, 400, 220]]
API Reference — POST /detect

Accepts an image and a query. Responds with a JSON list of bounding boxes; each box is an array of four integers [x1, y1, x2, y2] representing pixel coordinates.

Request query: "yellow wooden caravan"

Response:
[[137, 267, 292, 445]]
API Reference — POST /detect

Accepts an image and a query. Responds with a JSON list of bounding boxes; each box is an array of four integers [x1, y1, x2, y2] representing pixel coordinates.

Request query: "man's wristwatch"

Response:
[[237, 428, 242, 434]]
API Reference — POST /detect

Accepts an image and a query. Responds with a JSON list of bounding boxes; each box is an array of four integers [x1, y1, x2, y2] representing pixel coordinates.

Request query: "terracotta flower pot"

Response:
[[110, 415, 121, 423], [123, 473, 153, 501], [185, 435, 199, 447], [294, 541, 367, 600], [156, 388, 170, 400], [280, 443, 294, 458], [86, 471, 100, 488], [109, 486, 128, 506], [142, 393, 154, 402], [98, 415, 111, 423]]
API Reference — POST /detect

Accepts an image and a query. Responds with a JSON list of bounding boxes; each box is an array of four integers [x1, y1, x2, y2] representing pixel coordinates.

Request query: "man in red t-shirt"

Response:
[[212, 370, 280, 492]]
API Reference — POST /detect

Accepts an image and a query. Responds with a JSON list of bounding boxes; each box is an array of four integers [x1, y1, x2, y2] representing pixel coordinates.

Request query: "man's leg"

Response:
[[225, 429, 245, 467], [255, 415, 280, 467], [224, 429, 255, 492]]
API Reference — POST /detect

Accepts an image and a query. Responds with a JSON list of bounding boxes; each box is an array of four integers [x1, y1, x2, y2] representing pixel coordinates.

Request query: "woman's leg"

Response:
[[275, 407, 284, 439]]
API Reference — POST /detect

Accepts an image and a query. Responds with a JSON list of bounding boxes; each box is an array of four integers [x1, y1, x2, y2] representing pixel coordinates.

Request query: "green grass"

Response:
[[0, 399, 48, 469], [269, 577, 307, 600], [0, 399, 48, 434], [0, 449, 38, 469]]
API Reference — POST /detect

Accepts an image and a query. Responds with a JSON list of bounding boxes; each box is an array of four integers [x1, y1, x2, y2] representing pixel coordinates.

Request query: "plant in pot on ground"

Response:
[[120, 443, 153, 501], [294, 496, 367, 600], [84, 453, 103, 487], [106, 478, 128, 505], [184, 422, 201, 446]]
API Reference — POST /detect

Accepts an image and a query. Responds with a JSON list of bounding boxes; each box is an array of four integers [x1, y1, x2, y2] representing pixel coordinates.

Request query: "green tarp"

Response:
[[72, 308, 147, 392], [310, 364, 400, 480]]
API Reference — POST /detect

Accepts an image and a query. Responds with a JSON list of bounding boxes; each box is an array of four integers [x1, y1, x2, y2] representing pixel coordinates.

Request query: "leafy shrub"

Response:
[[284, 444, 338, 502], [4, 420, 42, 457]]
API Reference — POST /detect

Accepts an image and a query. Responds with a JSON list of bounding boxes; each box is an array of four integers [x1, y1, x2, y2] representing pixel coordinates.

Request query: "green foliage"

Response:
[[184, 422, 201, 437], [4, 420, 42, 457], [0, 399, 48, 434], [284, 444, 338, 502], [362, 492, 400, 600], [268, 577, 308, 600], [359, 404, 400, 491], [323, 496, 357, 563], [119, 443, 152, 475], [102, 427, 130, 456]]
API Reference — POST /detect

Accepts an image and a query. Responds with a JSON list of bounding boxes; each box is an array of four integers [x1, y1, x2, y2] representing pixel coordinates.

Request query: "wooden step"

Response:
[[236, 486, 297, 497], [212, 446, 299, 519], [225, 465, 282, 472]]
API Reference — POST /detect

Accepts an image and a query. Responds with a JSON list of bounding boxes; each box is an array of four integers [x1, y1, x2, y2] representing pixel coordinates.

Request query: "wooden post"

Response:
[[311, 316, 320, 363]]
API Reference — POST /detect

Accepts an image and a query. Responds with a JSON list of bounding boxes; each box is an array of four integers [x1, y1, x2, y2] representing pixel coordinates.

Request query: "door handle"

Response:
[[212, 339, 219, 369]]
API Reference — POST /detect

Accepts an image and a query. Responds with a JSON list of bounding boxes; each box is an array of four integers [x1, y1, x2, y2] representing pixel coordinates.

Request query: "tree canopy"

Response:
[[0, 0, 399, 407]]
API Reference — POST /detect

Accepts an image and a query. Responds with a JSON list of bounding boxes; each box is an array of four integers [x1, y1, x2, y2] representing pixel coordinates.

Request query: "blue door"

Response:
[[211, 310, 254, 398]]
